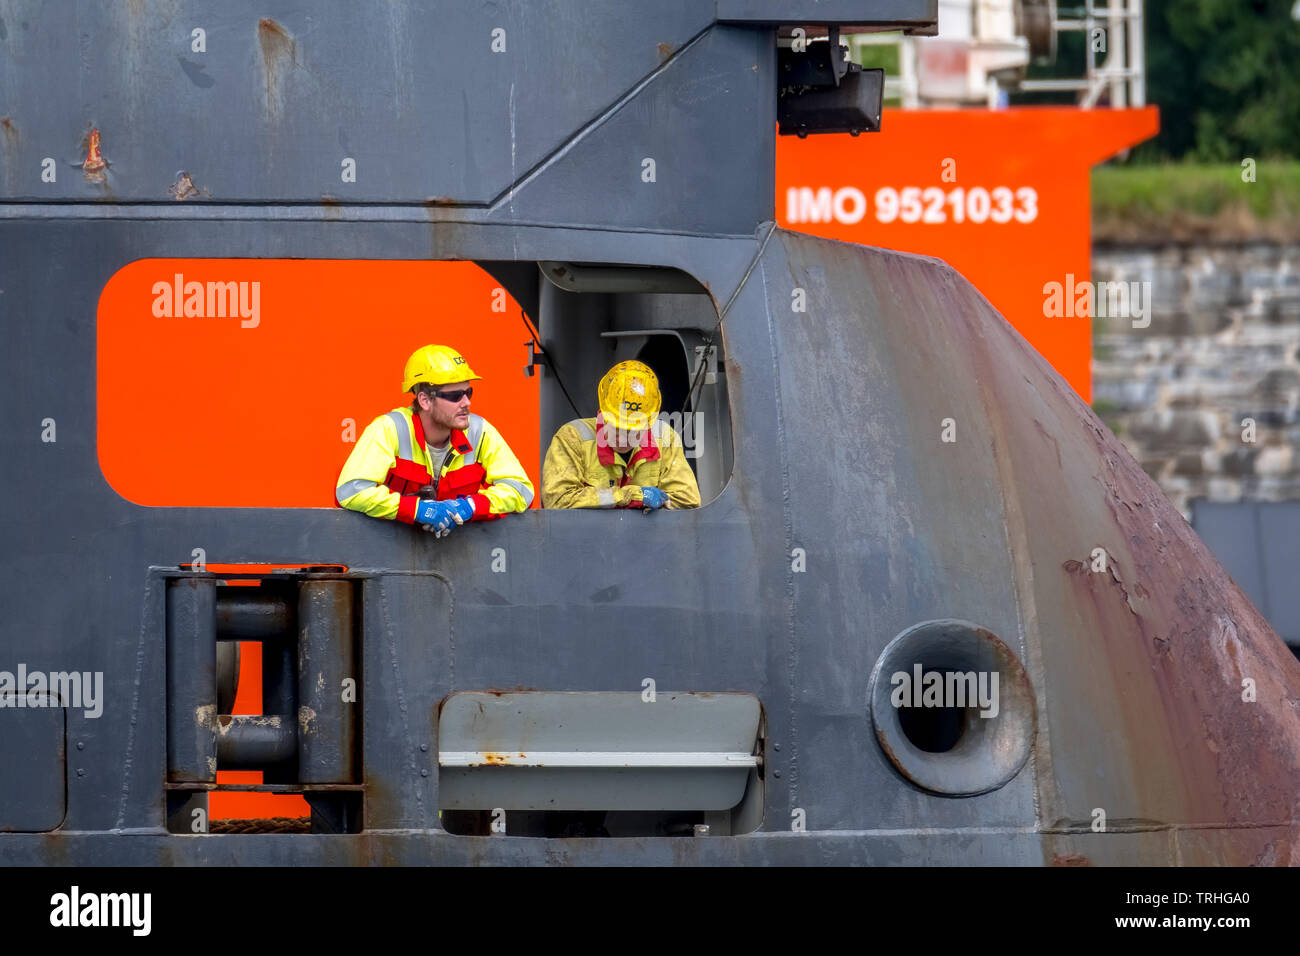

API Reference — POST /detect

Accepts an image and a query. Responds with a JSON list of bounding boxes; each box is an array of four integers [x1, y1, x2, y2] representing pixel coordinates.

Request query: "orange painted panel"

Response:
[[776, 106, 1159, 402], [97, 259, 539, 509]]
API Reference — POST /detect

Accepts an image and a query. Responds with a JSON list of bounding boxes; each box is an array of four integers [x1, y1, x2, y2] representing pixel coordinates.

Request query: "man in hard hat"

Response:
[[542, 360, 701, 510], [336, 345, 534, 535]]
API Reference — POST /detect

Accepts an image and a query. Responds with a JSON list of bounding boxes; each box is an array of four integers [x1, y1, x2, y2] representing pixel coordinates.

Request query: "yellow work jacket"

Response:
[[541, 415, 701, 510], [336, 407, 533, 524]]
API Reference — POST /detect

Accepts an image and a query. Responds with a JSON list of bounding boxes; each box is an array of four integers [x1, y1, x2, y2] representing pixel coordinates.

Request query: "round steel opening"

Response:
[[868, 619, 1036, 796]]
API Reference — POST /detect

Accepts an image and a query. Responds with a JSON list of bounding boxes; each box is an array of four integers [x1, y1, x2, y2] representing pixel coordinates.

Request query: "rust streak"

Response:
[[258, 18, 296, 116]]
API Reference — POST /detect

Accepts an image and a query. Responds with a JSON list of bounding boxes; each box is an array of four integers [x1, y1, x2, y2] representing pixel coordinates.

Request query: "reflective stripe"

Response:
[[336, 478, 378, 504], [462, 414, 485, 466], [596, 485, 615, 507], [494, 477, 534, 507], [385, 410, 412, 461], [570, 419, 595, 442]]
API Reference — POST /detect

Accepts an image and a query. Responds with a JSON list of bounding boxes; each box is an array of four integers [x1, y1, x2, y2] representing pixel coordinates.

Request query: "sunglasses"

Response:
[[434, 387, 473, 403]]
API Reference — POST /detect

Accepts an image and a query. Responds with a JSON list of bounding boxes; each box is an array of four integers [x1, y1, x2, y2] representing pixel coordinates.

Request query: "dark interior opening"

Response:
[[896, 668, 969, 754]]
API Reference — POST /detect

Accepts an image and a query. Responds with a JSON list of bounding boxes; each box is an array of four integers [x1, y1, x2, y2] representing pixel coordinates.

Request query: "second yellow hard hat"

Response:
[[598, 360, 661, 430]]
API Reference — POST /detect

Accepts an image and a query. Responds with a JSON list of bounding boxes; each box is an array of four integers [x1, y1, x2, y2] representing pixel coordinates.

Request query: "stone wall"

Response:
[[1091, 243, 1300, 519]]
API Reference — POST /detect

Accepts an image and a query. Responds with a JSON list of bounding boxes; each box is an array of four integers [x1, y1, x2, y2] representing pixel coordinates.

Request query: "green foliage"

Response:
[[1138, 1, 1300, 161], [852, 37, 900, 76]]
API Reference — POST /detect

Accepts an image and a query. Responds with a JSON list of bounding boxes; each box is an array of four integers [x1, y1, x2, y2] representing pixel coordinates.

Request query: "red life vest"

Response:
[[383, 410, 492, 504]]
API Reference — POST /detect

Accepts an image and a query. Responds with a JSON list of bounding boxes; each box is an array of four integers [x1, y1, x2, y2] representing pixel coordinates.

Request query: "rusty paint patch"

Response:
[[657, 42, 673, 62], [194, 703, 216, 729], [1104, 562, 1140, 615], [1051, 853, 1093, 866], [216, 714, 282, 734], [1062, 557, 1139, 615], [1, 116, 16, 143], [168, 170, 208, 201], [80, 128, 107, 183], [298, 705, 317, 736]]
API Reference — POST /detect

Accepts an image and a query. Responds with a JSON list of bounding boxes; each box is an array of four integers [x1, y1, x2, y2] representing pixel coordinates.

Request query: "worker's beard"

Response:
[[444, 406, 471, 430], [423, 399, 470, 436]]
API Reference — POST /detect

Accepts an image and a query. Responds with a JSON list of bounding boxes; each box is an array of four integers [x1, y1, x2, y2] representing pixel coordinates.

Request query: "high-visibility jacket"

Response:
[[335, 407, 534, 524], [541, 414, 701, 510]]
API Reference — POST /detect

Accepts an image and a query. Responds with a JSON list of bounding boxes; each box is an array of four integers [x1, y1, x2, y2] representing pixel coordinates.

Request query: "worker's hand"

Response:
[[447, 496, 476, 525], [415, 499, 460, 537], [639, 487, 668, 510]]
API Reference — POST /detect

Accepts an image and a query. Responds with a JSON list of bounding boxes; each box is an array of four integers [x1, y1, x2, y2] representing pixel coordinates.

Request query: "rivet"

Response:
[[420, 744, 428, 752], [773, 743, 780, 752], [76, 741, 85, 751], [773, 770, 781, 779], [76, 768, 85, 777], [421, 769, 429, 777]]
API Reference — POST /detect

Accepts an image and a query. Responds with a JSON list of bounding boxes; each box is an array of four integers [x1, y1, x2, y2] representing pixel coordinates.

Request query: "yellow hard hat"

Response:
[[597, 360, 661, 430], [401, 345, 481, 392]]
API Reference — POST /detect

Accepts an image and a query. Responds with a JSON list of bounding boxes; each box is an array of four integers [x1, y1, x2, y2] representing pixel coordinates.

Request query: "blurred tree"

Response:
[[1141, 0, 1300, 160]]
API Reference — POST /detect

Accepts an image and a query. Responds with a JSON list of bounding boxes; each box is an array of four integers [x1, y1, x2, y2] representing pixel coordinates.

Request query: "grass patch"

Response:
[[1092, 161, 1300, 242]]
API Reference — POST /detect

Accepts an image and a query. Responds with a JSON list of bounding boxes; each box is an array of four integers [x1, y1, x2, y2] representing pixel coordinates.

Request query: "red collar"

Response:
[[411, 411, 472, 457], [594, 413, 659, 468]]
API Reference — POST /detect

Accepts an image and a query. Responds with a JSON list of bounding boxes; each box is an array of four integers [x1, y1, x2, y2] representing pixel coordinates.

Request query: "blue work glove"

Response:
[[415, 497, 476, 536], [639, 487, 668, 510]]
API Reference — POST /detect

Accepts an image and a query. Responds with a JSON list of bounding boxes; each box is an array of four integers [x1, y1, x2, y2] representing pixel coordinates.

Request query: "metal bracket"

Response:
[[693, 344, 718, 386], [524, 339, 547, 378]]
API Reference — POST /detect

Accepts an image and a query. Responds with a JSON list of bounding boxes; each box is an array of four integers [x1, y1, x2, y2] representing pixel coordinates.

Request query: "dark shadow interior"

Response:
[[477, 260, 734, 503]]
